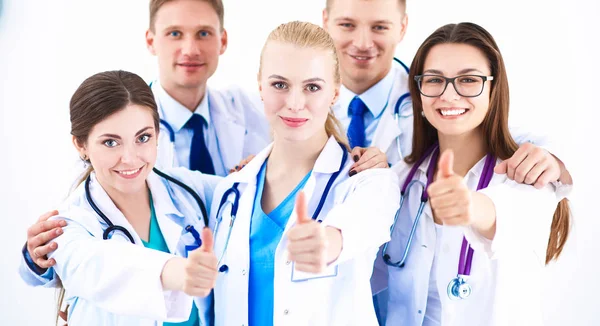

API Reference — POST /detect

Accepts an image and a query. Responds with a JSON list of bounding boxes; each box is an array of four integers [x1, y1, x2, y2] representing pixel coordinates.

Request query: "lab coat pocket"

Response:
[[290, 262, 338, 282]]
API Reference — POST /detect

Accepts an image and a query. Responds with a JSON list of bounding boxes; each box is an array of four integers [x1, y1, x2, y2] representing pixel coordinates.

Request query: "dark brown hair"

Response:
[[149, 0, 225, 32], [406, 22, 570, 264]]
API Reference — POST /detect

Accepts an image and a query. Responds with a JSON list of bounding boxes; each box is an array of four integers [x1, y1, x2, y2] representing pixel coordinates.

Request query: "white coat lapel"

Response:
[[371, 65, 410, 161], [209, 90, 246, 171], [223, 142, 274, 259], [147, 172, 186, 254], [280, 137, 345, 237], [87, 173, 143, 245], [372, 108, 402, 155]]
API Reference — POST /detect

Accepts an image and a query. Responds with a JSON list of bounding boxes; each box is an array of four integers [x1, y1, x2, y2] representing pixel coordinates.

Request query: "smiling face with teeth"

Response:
[[323, 0, 408, 94], [74, 104, 158, 197], [420, 43, 492, 138]]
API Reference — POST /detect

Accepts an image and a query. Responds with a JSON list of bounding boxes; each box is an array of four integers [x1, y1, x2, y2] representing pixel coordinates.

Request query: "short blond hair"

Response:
[[149, 0, 225, 31], [258, 21, 349, 149], [325, 0, 406, 13]]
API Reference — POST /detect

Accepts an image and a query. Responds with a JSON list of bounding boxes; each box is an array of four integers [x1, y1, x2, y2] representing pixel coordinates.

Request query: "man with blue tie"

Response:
[[147, 0, 270, 175]]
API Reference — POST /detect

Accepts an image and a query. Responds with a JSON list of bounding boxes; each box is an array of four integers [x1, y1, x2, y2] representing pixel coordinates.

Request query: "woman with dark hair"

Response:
[[36, 70, 220, 326], [381, 23, 571, 326]]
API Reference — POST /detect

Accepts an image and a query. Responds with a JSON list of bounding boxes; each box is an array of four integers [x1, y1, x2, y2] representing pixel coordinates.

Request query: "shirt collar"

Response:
[[416, 150, 489, 182], [340, 67, 396, 118], [153, 81, 211, 132]]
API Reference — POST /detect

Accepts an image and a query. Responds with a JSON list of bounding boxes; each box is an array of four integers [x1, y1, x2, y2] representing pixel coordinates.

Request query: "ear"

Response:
[[322, 9, 329, 31], [146, 29, 157, 56], [332, 84, 340, 105], [397, 14, 409, 44], [257, 80, 264, 101], [219, 28, 228, 55], [72, 136, 87, 159]]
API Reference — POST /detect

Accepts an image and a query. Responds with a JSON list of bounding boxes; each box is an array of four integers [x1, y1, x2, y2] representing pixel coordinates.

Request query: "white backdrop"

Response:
[[0, 0, 597, 324]]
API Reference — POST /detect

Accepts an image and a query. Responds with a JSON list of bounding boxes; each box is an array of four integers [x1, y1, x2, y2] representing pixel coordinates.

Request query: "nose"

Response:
[[439, 80, 460, 102], [353, 27, 374, 50], [286, 88, 306, 112], [120, 144, 138, 165], [181, 36, 201, 57]]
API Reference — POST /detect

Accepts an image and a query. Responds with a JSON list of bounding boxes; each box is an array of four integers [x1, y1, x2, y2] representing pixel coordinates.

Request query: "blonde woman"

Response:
[[209, 21, 399, 325]]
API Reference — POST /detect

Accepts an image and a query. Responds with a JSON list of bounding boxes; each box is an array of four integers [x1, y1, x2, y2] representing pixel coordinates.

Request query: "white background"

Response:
[[0, 0, 597, 324]]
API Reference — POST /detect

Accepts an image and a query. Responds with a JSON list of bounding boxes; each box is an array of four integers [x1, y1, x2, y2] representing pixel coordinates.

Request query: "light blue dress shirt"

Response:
[[153, 83, 227, 176], [337, 68, 396, 147]]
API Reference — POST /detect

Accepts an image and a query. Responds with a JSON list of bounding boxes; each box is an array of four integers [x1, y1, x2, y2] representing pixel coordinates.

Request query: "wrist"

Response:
[[471, 192, 497, 240], [325, 227, 343, 264], [161, 257, 186, 292]]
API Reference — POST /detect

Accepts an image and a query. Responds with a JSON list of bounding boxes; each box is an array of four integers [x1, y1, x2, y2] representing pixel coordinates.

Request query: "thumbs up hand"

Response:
[[427, 150, 474, 226], [286, 192, 330, 274], [183, 228, 218, 297]]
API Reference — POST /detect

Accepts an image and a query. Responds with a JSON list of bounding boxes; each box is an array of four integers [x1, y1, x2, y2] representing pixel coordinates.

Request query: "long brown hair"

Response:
[[406, 22, 570, 264], [57, 70, 159, 323]]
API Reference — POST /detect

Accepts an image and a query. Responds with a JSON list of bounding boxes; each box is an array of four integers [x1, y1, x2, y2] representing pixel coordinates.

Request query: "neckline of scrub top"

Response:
[[141, 192, 168, 250], [254, 159, 313, 228]]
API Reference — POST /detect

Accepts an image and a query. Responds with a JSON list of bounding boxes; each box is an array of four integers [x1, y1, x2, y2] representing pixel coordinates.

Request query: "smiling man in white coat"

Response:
[[147, 0, 270, 174]]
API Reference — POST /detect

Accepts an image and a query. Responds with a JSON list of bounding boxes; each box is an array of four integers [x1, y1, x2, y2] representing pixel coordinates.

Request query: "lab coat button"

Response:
[[418, 310, 422, 314], [284, 309, 289, 315], [286, 260, 291, 265], [242, 269, 247, 275]]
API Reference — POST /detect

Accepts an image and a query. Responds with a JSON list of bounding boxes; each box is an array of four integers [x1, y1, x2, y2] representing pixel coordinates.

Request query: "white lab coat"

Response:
[[209, 136, 400, 326], [40, 168, 220, 326], [380, 154, 571, 326], [155, 84, 270, 171]]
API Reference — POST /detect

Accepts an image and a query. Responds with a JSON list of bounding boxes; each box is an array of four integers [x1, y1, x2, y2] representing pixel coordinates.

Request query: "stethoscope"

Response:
[[382, 143, 496, 300], [85, 168, 209, 247], [392, 57, 412, 159], [214, 142, 348, 273]]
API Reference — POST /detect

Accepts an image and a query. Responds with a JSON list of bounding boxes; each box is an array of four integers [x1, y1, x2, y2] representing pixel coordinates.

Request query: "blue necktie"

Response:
[[185, 114, 215, 174], [347, 96, 368, 148]]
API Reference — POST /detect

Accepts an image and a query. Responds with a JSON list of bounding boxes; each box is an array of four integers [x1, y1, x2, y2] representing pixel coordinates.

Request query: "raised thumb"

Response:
[[438, 149, 455, 178], [199, 227, 214, 253], [295, 191, 310, 224]]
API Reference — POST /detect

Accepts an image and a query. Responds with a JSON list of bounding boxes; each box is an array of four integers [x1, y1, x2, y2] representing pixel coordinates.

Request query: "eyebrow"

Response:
[[423, 68, 486, 75], [268, 75, 325, 83], [99, 126, 154, 139], [334, 17, 393, 25], [162, 24, 216, 32]]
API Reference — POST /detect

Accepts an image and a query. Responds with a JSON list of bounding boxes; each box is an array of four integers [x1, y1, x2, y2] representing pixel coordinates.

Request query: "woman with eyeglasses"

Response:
[[380, 22, 572, 326]]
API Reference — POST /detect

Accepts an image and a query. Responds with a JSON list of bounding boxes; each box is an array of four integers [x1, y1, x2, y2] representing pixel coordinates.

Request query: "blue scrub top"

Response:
[[142, 194, 199, 326], [248, 160, 312, 326]]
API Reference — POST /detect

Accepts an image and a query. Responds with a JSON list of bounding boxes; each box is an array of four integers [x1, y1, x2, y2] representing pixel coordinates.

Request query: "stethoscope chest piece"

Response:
[[447, 276, 472, 300]]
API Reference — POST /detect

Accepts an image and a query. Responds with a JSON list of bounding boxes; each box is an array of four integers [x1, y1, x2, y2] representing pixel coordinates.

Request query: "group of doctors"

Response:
[[19, 0, 574, 325]]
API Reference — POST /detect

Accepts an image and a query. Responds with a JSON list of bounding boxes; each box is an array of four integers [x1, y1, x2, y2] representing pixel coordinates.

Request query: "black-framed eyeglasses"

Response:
[[414, 74, 494, 98]]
